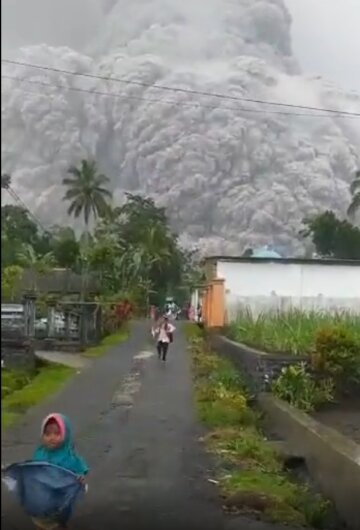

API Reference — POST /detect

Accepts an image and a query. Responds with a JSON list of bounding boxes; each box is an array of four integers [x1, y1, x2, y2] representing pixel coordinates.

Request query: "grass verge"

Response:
[[185, 323, 331, 528], [2, 363, 75, 431], [83, 326, 130, 358]]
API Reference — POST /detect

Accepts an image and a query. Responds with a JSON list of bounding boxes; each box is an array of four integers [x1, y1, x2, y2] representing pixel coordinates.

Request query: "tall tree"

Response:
[[88, 194, 189, 305], [62, 160, 112, 228], [301, 211, 360, 260], [1, 205, 40, 268], [2, 205, 38, 246], [348, 170, 360, 219], [49, 226, 80, 268]]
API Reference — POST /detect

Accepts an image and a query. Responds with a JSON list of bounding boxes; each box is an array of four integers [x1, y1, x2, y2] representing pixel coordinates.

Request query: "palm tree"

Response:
[[62, 160, 112, 229], [348, 170, 360, 219]]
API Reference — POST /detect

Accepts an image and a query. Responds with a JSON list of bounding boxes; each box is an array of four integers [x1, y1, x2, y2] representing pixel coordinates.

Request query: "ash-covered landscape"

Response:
[[2, 0, 360, 255]]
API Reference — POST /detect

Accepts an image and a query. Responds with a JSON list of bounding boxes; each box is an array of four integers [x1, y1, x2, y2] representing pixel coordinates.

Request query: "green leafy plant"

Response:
[[1, 265, 23, 301], [272, 364, 335, 412], [312, 325, 360, 386]]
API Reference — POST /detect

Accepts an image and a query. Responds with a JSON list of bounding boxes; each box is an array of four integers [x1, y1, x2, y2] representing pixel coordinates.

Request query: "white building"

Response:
[[204, 256, 360, 320]]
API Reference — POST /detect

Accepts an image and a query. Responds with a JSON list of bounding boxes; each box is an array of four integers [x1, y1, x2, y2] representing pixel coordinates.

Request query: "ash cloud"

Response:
[[2, 0, 360, 255]]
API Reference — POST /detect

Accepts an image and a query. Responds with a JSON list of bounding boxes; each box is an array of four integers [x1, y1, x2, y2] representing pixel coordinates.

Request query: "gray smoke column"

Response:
[[2, 0, 360, 255]]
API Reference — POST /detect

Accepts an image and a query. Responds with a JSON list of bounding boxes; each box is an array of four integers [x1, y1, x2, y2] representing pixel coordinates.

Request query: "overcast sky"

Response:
[[285, 0, 360, 93]]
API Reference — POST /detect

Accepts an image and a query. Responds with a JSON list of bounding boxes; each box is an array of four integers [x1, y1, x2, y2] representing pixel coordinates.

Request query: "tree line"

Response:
[[1, 160, 197, 308], [302, 170, 360, 259]]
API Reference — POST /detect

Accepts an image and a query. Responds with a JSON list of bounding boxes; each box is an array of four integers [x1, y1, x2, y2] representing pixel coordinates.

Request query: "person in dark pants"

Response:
[[152, 316, 176, 361], [157, 340, 169, 361]]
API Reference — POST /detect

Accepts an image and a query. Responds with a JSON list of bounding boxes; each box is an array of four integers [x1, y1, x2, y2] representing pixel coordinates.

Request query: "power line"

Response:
[[3, 58, 360, 117], [2, 176, 49, 234], [3, 185, 49, 234], [2, 74, 360, 120]]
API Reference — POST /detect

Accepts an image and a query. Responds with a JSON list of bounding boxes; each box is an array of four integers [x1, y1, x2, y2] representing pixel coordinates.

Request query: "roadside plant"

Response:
[[312, 325, 360, 387], [272, 364, 334, 412], [186, 325, 333, 529]]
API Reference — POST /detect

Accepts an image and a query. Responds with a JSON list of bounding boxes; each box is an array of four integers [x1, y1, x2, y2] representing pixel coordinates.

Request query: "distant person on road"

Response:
[[152, 316, 176, 361]]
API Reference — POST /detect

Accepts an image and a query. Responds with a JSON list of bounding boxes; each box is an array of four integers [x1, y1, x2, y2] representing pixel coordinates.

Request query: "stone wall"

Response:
[[209, 334, 307, 394], [259, 393, 360, 530], [1, 338, 35, 369]]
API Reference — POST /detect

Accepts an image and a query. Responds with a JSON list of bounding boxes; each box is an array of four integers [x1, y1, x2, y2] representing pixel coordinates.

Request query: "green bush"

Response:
[[272, 364, 335, 412], [312, 325, 360, 385]]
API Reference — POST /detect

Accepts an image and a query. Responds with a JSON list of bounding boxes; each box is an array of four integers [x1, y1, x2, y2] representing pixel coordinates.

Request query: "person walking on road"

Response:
[[152, 316, 176, 361]]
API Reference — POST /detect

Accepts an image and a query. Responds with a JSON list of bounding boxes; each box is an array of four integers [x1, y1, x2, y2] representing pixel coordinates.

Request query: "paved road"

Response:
[[2, 322, 295, 530]]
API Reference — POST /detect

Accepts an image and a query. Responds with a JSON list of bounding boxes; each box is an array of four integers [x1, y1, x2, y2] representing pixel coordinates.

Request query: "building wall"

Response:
[[204, 259, 217, 281], [216, 260, 360, 319]]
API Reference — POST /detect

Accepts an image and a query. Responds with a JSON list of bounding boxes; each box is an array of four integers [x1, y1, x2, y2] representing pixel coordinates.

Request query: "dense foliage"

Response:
[[301, 210, 360, 260], [301, 172, 360, 260], [1, 164, 194, 309]]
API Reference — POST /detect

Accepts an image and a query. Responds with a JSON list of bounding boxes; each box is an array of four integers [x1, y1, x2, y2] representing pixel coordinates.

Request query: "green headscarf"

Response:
[[32, 413, 88, 476]]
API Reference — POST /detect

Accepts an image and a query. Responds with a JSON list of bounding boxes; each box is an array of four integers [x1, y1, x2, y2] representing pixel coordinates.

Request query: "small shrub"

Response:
[[272, 364, 335, 412], [210, 362, 247, 393], [192, 351, 223, 377], [205, 427, 281, 473], [1, 370, 33, 399], [198, 397, 253, 428], [312, 325, 360, 386]]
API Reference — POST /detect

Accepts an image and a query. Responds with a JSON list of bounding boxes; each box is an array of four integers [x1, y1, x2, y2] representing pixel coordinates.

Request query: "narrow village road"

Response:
[[2, 322, 294, 530]]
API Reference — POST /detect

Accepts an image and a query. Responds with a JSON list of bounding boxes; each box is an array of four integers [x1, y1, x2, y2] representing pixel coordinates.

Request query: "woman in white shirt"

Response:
[[152, 316, 176, 361]]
